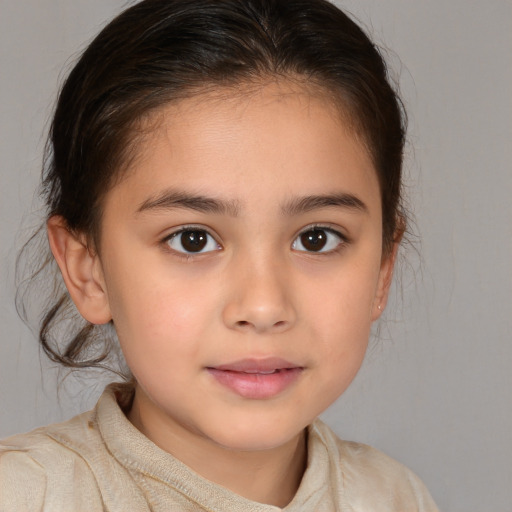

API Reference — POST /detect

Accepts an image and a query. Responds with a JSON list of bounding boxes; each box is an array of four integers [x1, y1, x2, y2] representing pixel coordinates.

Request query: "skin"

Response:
[[48, 82, 398, 507]]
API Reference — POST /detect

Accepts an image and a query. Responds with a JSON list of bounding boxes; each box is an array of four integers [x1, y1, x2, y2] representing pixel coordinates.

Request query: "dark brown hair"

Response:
[[26, 0, 407, 372]]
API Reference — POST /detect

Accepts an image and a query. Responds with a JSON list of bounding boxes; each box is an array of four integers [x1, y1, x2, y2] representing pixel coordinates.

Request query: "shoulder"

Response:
[[0, 430, 47, 510], [0, 407, 100, 465], [310, 419, 439, 512], [0, 409, 106, 511]]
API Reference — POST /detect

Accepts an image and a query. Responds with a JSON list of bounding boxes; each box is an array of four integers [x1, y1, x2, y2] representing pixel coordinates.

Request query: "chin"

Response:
[[205, 416, 308, 453]]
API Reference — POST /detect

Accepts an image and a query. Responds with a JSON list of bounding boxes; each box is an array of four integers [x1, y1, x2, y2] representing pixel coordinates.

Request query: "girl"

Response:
[[1, 0, 438, 510]]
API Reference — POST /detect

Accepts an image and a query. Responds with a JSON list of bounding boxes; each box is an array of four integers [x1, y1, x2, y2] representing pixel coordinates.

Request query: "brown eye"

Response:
[[166, 229, 219, 254], [292, 228, 344, 253], [300, 229, 327, 251], [181, 230, 207, 252]]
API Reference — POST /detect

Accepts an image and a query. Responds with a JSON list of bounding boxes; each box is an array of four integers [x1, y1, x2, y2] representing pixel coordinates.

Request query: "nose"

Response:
[[222, 254, 296, 334]]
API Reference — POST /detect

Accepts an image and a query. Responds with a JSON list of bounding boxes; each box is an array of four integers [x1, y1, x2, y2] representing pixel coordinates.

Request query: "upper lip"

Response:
[[208, 357, 302, 373]]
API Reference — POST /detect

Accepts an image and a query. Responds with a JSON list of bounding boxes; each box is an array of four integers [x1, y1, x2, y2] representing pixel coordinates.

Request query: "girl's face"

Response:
[[86, 83, 394, 452]]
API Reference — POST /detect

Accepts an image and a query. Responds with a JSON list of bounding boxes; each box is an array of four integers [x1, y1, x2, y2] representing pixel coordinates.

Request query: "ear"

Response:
[[47, 216, 112, 325], [371, 239, 400, 322]]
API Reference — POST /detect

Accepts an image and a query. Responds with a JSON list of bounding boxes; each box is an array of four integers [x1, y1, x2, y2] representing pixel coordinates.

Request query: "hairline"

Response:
[[88, 74, 376, 252]]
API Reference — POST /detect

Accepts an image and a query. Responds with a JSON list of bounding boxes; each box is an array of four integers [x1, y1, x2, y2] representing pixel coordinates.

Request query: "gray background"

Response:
[[1, 1, 511, 510]]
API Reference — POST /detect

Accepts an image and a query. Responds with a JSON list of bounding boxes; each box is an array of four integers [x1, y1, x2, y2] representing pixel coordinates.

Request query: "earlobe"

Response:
[[371, 240, 400, 321], [47, 216, 112, 325]]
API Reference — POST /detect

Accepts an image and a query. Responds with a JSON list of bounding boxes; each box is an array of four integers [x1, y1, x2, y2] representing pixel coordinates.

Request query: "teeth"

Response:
[[243, 370, 278, 374]]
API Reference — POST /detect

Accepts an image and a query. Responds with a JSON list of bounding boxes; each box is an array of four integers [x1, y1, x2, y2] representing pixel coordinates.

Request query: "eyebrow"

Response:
[[281, 193, 368, 216], [136, 189, 367, 217], [136, 189, 241, 216]]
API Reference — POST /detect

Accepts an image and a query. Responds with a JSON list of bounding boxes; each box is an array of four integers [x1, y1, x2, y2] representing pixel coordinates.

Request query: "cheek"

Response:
[[304, 260, 379, 332], [105, 262, 219, 365], [299, 258, 379, 381]]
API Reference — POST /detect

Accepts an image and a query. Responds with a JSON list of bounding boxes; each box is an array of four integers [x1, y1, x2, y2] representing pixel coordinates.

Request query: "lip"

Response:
[[206, 358, 304, 399]]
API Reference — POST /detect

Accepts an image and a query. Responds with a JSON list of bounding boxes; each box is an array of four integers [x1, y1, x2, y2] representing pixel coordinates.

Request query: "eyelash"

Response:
[[161, 224, 349, 258], [292, 224, 348, 255], [162, 225, 221, 259]]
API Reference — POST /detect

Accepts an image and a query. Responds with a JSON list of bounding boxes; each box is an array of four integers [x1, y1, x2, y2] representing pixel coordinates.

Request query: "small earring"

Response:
[[377, 305, 382, 311]]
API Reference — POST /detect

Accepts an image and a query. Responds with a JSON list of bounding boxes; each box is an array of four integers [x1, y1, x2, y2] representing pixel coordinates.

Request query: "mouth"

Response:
[[206, 358, 304, 399]]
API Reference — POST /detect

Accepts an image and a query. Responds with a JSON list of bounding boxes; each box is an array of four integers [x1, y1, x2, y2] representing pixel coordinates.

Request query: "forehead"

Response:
[[108, 81, 380, 215]]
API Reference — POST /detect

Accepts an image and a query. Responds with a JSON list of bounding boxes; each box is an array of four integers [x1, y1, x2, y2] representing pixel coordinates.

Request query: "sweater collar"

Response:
[[97, 383, 330, 511]]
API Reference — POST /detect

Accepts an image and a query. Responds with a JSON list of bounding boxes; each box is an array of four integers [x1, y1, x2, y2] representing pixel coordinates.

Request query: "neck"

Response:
[[128, 387, 307, 507]]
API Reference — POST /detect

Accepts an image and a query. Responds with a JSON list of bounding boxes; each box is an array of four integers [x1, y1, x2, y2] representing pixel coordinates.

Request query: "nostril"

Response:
[[234, 319, 289, 331]]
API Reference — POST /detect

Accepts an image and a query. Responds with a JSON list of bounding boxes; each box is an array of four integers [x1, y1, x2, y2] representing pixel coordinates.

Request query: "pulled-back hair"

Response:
[[23, 0, 406, 374]]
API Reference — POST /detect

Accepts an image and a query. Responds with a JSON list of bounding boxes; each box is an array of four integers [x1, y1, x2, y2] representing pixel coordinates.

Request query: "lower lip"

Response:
[[207, 368, 303, 399]]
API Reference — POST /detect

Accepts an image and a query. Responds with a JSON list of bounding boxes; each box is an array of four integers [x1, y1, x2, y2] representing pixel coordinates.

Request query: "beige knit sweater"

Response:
[[0, 384, 438, 511]]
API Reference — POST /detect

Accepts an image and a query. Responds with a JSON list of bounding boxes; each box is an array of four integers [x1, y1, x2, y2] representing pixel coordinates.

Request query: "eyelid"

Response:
[[159, 223, 348, 257], [161, 224, 222, 255], [292, 224, 349, 253]]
